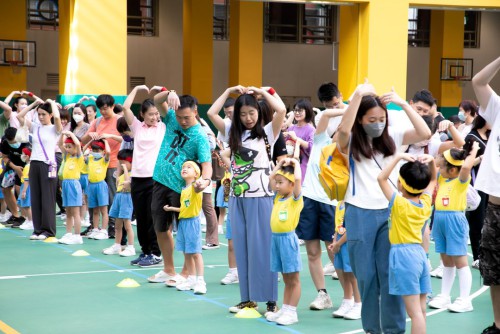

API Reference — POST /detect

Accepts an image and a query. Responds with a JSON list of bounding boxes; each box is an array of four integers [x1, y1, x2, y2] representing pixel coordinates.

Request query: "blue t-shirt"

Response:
[[152, 109, 211, 193]]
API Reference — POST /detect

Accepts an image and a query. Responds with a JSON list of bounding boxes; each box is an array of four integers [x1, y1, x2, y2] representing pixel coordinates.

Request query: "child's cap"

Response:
[[443, 149, 464, 166], [398, 175, 425, 194], [91, 140, 105, 150], [182, 161, 200, 178], [276, 170, 294, 183], [22, 147, 31, 157], [64, 137, 75, 144]]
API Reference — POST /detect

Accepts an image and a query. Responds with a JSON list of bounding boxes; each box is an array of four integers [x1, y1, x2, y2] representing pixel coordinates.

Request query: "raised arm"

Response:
[[377, 153, 416, 201], [4, 90, 21, 105], [45, 99, 62, 133], [153, 89, 180, 117], [102, 139, 111, 161], [436, 120, 466, 154], [269, 158, 286, 191], [248, 86, 287, 139], [67, 131, 82, 156], [418, 154, 437, 194], [459, 141, 479, 183], [123, 85, 149, 125], [17, 98, 43, 128], [291, 158, 302, 198], [316, 109, 345, 135], [0, 100, 13, 116], [472, 56, 500, 108], [207, 86, 246, 134]]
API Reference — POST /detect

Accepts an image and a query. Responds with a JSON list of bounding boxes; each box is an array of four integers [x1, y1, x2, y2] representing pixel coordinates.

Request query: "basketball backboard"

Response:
[[0, 40, 36, 67]]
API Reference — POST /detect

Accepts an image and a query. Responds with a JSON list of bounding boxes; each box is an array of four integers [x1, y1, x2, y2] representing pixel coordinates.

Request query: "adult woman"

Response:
[[86, 104, 98, 124], [17, 99, 62, 240], [70, 103, 90, 140], [458, 100, 478, 137], [337, 82, 431, 333]]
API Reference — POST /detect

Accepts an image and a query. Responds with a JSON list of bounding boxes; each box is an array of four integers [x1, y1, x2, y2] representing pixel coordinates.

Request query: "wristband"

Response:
[[28, 92, 34, 97], [161, 87, 168, 92], [268, 87, 276, 95]]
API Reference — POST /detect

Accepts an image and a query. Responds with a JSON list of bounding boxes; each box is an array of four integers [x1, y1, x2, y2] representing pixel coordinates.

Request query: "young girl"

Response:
[[266, 158, 303, 325], [103, 149, 136, 257], [84, 139, 110, 240], [58, 131, 84, 245], [428, 143, 480, 313], [163, 161, 207, 295], [329, 200, 362, 320], [18, 148, 33, 230]]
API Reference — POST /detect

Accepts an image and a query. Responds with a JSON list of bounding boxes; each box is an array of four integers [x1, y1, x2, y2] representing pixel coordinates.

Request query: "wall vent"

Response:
[[130, 76, 146, 89], [46, 73, 59, 86]]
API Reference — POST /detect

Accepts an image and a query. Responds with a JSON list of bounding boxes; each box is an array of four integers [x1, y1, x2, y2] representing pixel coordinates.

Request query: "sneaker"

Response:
[[0, 211, 12, 223], [193, 280, 207, 294], [332, 299, 354, 318], [482, 323, 500, 334], [298, 239, 305, 246], [85, 228, 100, 239], [165, 274, 187, 287], [229, 301, 258, 313], [19, 220, 34, 230], [218, 225, 224, 235], [148, 270, 174, 283], [309, 291, 333, 310], [37, 234, 47, 241], [60, 213, 67, 220], [56, 210, 65, 217], [323, 262, 335, 276], [130, 253, 147, 266], [472, 259, 480, 270], [119, 246, 136, 257], [59, 234, 83, 245], [343, 303, 362, 320], [58, 233, 73, 244], [202, 243, 220, 250], [29, 233, 39, 240], [266, 301, 279, 313], [428, 294, 451, 309], [276, 311, 298, 326], [332, 271, 339, 280], [448, 297, 473, 313], [430, 264, 444, 278], [81, 219, 91, 228], [221, 271, 239, 285], [266, 308, 284, 322], [176, 279, 195, 291], [103, 244, 121, 255], [131, 219, 137, 226], [138, 254, 163, 268], [11, 216, 26, 228], [80, 226, 94, 237], [93, 229, 109, 240]]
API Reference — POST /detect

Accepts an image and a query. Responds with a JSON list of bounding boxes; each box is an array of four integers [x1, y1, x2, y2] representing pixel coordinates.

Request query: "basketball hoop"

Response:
[[7, 60, 25, 74]]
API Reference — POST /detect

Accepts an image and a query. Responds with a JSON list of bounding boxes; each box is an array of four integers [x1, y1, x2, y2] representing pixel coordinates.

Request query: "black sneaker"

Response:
[[3, 215, 20, 227], [229, 301, 258, 313], [266, 301, 278, 313], [80, 225, 93, 237], [11, 217, 26, 228], [483, 323, 500, 334]]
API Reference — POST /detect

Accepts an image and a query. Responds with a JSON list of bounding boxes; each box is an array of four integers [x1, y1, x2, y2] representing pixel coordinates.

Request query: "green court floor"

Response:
[[0, 220, 493, 334]]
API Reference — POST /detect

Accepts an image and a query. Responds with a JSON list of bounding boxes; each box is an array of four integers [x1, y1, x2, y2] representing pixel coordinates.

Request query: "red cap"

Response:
[[22, 147, 31, 157], [91, 140, 105, 150]]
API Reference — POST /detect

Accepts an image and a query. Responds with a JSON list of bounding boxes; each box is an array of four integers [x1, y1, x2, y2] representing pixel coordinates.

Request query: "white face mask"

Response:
[[286, 145, 295, 156], [73, 114, 84, 123], [21, 154, 28, 163]]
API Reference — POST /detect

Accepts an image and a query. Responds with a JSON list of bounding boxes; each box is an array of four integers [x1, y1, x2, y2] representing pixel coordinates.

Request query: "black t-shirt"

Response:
[[272, 132, 287, 164], [0, 137, 28, 168], [465, 129, 489, 183]]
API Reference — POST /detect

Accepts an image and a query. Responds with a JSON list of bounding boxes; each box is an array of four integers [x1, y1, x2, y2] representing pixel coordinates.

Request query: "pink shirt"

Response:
[[130, 117, 166, 178]]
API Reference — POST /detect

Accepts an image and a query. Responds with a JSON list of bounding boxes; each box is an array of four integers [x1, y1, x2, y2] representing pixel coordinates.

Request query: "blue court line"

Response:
[[2, 228, 305, 334]]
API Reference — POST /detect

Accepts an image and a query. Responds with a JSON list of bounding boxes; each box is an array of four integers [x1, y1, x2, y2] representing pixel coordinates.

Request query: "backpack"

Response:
[[318, 142, 350, 201]]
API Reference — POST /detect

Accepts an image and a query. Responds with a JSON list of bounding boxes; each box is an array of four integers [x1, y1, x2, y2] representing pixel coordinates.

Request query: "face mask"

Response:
[[439, 132, 449, 142], [21, 154, 28, 163], [122, 135, 133, 143], [90, 152, 102, 160], [362, 122, 385, 138], [415, 139, 430, 147], [286, 145, 295, 156], [73, 114, 84, 123], [8, 142, 21, 149], [458, 111, 466, 122]]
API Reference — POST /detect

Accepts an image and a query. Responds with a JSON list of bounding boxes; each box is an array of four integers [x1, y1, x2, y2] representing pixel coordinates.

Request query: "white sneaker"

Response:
[[265, 308, 284, 322], [19, 220, 34, 230], [218, 225, 224, 235], [148, 270, 174, 283], [131, 219, 137, 226], [298, 239, 305, 246], [332, 271, 339, 280], [428, 259, 433, 271], [176, 279, 195, 291], [276, 311, 298, 326], [61, 234, 83, 245], [81, 219, 91, 228], [448, 297, 473, 313], [221, 270, 239, 285], [58, 233, 73, 244], [201, 226, 207, 233], [343, 303, 362, 320], [193, 280, 207, 294], [103, 244, 121, 255], [0, 211, 12, 222], [472, 259, 480, 270], [87, 228, 100, 239], [323, 262, 335, 276], [430, 264, 444, 278], [119, 246, 136, 257], [428, 294, 452, 309], [332, 299, 354, 318], [60, 213, 67, 220], [93, 229, 109, 240], [309, 291, 333, 310]]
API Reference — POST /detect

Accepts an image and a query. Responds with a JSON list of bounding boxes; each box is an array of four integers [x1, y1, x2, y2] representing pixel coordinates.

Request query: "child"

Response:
[[266, 158, 303, 326], [163, 160, 206, 294], [18, 148, 33, 230], [0, 155, 11, 223], [83, 139, 110, 240], [103, 149, 136, 257], [378, 152, 436, 334], [58, 131, 84, 245], [428, 143, 479, 313], [329, 200, 362, 320], [79, 145, 90, 227]]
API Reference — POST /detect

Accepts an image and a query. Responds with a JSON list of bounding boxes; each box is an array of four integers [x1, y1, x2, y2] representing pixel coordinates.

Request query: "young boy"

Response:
[[266, 158, 303, 326], [163, 160, 206, 294], [377, 153, 436, 334]]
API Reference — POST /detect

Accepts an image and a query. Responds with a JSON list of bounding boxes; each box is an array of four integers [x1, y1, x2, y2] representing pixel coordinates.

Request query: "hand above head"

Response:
[[227, 85, 247, 95], [438, 120, 453, 132], [135, 85, 149, 93], [354, 79, 377, 98], [167, 91, 180, 110], [397, 152, 416, 162], [380, 87, 407, 107], [418, 154, 434, 164]]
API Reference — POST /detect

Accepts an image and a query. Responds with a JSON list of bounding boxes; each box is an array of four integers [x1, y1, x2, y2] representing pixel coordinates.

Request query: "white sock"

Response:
[[441, 266, 456, 296], [343, 298, 354, 306], [283, 304, 296, 313], [126, 244, 134, 249], [197, 276, 205, 283], [229, 267, 237, 274], [457, 266, 472, 299]]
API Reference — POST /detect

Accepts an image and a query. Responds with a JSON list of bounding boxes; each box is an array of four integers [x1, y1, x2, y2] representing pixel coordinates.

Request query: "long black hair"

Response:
[[228, 94, 265, 153]]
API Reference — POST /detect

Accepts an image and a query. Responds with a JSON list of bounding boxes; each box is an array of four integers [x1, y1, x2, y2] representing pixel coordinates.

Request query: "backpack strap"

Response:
[[95, 116, 103, 129], [262, 133, 272, 163]]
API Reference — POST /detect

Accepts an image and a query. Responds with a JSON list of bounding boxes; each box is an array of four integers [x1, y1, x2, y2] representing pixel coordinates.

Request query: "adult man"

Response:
[[472, 56, 500, 334], [147, 90, 212, 285], [314, 82, 347, 137]]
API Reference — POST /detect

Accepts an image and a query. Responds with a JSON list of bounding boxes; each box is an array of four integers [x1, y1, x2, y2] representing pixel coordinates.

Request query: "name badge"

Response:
[[338, 226, 346, 235], [442, 197, 449, 207], [279, 210, 288, 221], [184, 199, 191, 208]]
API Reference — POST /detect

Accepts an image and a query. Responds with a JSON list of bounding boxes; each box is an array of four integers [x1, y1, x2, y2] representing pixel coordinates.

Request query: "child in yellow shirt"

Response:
[[18, 148, 33, 230]]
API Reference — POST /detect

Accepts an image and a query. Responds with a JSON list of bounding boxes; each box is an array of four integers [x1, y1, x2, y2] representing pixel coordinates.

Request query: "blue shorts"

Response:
[[432, 211, 469, 256], [62, 179, 82, 207], [225, 210, 232, 240], [176, 216, 202, 254], [389, 244, 431, 296], [87, 181, 109, 208], [17, 183, 30, 208], [79, 174, 89, 194], [271, 231, 302, 273], [216, 185, 228, 208], [296, 197, 335, 242], [109, 192, 133, 219], [333, 233, 352, 272]]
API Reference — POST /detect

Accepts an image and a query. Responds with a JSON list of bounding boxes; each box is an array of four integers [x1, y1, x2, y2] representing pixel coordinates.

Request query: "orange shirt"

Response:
[[86, 115, 121, 168]]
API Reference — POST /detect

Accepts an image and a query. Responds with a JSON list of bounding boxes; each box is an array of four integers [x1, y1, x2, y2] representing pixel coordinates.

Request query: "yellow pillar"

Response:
[[0, 0, 27, 96], [428, 10, 465, 108], [338, 1, 409, 97], [59, 0, 127, 97], [228, 0, 263, 87], [183, 0, 213, 104]]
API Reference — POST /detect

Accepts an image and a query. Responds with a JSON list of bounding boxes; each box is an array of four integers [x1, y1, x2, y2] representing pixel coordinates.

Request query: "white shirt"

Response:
[[475, 92, 500, 197], [314, 111, 342, 138], [217, 118, 232, 146], [30, 123, 59, 164], [406, 131, 442, 158], [344, 126, 405, 209]]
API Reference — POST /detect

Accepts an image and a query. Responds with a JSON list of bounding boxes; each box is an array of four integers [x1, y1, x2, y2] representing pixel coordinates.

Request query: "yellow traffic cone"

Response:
[[44, 237, 58, 243], [117, 278, 140, 288], [71, 250, 90, 256], [234, 307, 262, 319]]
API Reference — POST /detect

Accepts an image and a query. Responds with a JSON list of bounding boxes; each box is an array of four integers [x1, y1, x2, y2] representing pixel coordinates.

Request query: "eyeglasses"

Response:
[[293, 109, 305, 114]]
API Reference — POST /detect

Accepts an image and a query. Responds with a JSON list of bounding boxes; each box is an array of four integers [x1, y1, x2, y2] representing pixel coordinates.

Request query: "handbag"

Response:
[[211, 150, 226, 181], [466, 184, 481, 211], [15, 124, 30, 143], [318, 142, 350, 201]]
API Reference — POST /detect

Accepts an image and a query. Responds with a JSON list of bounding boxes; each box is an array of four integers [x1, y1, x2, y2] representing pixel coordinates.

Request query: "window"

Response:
[[264, 3, 336, 44], [408, 9, 480, 48], [127, 0, 157, 36], [213, 0, 229, 40], [28, 0, 59, 31]]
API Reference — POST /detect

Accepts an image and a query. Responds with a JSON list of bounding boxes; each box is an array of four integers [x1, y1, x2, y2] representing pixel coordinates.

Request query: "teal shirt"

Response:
[[152, 109, 211, 193]]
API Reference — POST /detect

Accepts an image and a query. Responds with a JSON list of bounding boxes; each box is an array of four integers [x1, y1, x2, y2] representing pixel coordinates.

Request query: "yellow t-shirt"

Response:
[[21, 163, 30, 183], [116, 174, 131, 193], [435, 174, 470, 211], [334, 201, 346, 234], [87, 156, 109, 183], [81, 158, 89, 175], [179, 184, 202, 219], [270, 194, 304, 233], [389, 192, 432, 244], [62, 154, 84, 180]]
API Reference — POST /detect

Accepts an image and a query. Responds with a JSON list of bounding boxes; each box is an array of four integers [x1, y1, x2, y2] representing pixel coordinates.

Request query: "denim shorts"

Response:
[[176, 216, 202, 254], [270, 231, 302, 273]]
